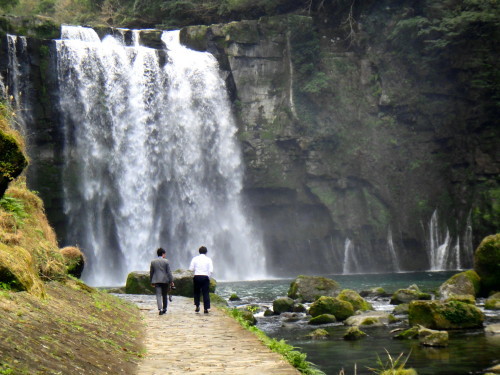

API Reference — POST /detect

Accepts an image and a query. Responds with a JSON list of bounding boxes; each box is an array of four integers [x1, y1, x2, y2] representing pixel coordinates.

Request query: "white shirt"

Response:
[[189, 254, 213, 277]]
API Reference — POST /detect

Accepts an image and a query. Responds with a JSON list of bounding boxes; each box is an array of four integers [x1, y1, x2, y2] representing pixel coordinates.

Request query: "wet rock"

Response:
[[360, 287, 387, 297], [485, 323, 500, 335], [309, 296, 354, 321], [292, 303, 307, 313], [474, 234, 500, 294], [281, 312, 304, 322], [438, 270, 480, 300], [393, 326, 419, 340], [273, 297, 295, 314], [338, 289, 373, 311], [306, 328, 329, 339], [229, 293, 241, 301], [390, 285, 431, 305], [309, 314, 336, 325], [409, 300, 484, 329], [343, 326, 367, 340], [393, 303, 410, 315], [485, 292, 500, 310], [287, 275, 341, 302], [418, 326, 448, 347], [240, 310, 257, 326], [344, 311, 393, 327]]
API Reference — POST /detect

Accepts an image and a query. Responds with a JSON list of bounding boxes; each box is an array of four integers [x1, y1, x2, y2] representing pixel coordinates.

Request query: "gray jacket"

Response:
[[150, 257, 173, 284]]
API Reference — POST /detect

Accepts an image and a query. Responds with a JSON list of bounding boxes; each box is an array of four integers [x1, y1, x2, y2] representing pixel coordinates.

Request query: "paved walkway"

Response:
[[128, 295, 300, 375]]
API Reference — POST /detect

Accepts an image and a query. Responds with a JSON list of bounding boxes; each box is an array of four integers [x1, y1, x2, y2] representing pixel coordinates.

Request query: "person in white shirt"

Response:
[[189, 246, 213, 313]]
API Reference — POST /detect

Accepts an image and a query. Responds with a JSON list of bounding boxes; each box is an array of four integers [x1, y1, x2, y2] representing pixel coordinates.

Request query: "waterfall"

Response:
[[387, 228, 400, 272], [55, 26, 266, 286], [343, 238, 358, 274], [6, 34, 33, 135]]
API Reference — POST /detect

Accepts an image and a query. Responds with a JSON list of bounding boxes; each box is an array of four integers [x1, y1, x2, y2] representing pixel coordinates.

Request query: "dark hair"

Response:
[[199, 246, 207, 254], [157, 248, 166, 257]]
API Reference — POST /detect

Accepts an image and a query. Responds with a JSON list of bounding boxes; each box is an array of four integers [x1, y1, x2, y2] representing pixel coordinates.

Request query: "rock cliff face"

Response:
[[0, 0, 498, 276]]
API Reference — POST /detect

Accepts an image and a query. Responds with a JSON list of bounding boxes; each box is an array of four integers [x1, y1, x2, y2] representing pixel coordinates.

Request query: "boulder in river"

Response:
[[474, 234, 500, 295], [344, 311, 394, 327], [485, 292, 500, 310], [338, 289, 373, 311], [273, 297, 295, 314], [309, 296, 354, 321], [309, 314, 336, 325], [438, 270, 480, 300], [409, 300, 484, 329], [287, 275, 340, 302], [343, 326, 367, 340], [418, 326, 449, 347], [390, 285, 431, 305]]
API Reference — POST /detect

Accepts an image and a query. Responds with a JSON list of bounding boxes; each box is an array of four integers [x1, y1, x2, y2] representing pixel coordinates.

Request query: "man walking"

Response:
[[150, 248, 174, 315], [189, 246, 213, 314]]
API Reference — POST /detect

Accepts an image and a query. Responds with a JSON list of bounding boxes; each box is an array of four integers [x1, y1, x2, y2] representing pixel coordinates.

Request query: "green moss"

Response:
[[309, 296, 354, 321], [309, 314, 336, 325], [409, 300, 484, 329], [343, 326, 367, 340], [474, 234, 500, 294], [338, 289, 373, 312], [394, 326, 419, 340]]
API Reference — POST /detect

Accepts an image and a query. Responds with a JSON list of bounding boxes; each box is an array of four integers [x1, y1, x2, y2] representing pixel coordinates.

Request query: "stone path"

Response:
[[126, 295, 301, 375]]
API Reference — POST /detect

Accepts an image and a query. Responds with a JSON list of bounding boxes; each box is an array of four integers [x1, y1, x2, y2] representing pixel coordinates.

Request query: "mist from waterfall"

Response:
[[55, 26, 266, 286]]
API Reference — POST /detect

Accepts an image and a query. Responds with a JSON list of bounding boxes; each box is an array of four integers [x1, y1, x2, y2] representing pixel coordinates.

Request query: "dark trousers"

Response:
[[193, 275, 210, 310], [154, 283, 169, 311]]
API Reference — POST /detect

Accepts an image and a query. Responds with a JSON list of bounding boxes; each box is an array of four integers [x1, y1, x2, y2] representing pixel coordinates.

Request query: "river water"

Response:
[[217, 271, 500, 375]]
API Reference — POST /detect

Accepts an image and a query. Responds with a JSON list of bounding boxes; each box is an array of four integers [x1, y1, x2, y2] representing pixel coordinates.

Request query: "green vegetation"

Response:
[[228, 307, 325, 375]]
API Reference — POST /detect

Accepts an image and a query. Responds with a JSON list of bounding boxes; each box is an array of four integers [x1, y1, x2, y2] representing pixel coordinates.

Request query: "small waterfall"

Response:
[[343, 238, 358, 274], [6, 34, 33, 135], [56, 26, 266, 285], [387, 228, 400, 272]]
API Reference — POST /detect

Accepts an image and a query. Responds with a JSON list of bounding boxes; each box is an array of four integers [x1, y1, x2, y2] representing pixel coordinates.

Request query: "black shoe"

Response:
[[159, 309, 166, 315], [204, 309, 209, 314], [195, 306, 200, 313]]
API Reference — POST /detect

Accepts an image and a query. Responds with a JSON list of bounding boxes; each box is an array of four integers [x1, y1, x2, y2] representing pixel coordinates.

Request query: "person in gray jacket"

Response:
[[150, 247, 174, 315]]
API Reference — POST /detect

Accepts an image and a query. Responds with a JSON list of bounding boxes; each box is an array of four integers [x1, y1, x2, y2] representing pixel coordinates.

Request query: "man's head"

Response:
[[157, 248, 166, 257], [199, 246, 207, 254]]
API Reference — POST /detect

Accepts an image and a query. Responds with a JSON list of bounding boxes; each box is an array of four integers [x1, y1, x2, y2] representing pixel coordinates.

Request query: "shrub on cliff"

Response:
[[60, 246, 85, 278]]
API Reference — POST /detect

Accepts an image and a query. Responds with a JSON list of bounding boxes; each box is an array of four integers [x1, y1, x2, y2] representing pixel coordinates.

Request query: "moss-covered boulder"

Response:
[[309, 314, 336, 325], [0, 126, 28, 197], [273, 297, 294, 314], [306, 328, 330, 339], [309, 296, 354, 321], [394, 326, 419, 340], [338, 289, 373, 311], [485, 292, 500, 310], [287, 275, 341, 302], [292, 303, 307, 313], [125, 271, 154, 294], [390, 285, 431, 305], [60, 246, 85, 278], [409, 300, 484, 329], [240, 310, 257, 326], [360, 287, 386, 297], [344, 311, 393, 327], [393, 303, 410, 315], [170, 269, 216, 297], [418, 326, 449, 347], [438, 270, 480, 300], [229, 293, 241, 301], [444, 295, 476, 304], [474, 234, 500, 294], [343, 326, 367, 340]]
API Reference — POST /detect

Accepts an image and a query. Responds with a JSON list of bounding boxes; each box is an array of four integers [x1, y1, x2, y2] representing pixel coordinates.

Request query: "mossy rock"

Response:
[[292, 303, 307, 313], [343, 326, 367, 340], [309, 296, 354, 321], [484, 292, 500, 310], [360, 287, 386, 297], [309, 314, 336, 325], [287, 275, 341, 302], [263, 308, 274, 317], [418, 326, 449, 347], [338, 289, 373, 311], [393, 303, 410, 315], [394, 326, 419, 340], [229, 293, 241, 301], [409, 300, 484, 329], [272, 297, 294, 314], [125, 271, 154, 295], [380, 369, 418, 375], [438, 270, 480, 300], [60, 246, 85, 278], [344, 311, 393, 327], [390, 286, 431, 305], [210, 293, 228, 307], [179, 25, 209, 51], [444, 295, 476, 305], [474, 234, 500, 295], [306, 328, 329, 339], [240, 310, 257, 326], [0, 128, 28, 197], [170, 269, 216, 297]]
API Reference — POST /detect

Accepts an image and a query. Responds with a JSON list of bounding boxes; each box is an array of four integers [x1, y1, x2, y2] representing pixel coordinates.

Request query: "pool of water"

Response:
[[217, 271, 500, 375]]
